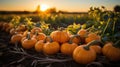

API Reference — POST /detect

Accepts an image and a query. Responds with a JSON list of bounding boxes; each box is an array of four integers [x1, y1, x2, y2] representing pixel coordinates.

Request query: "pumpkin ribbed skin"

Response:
[[22, 38, 37, 49], [61, 42, 78, 56], [35, 40, 44, 52], [43, 42, 60, 55], [102, 42, 120, 61], [73, 45, 96, 64], [50, 31, 69, 43]]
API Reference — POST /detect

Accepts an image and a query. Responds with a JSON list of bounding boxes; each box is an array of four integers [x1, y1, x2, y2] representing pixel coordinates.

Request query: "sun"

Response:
[[40, 4, 49, 11]]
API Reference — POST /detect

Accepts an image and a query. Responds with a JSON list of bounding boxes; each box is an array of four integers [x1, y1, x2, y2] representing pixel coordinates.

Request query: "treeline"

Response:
[[0, 11, 87, 14]]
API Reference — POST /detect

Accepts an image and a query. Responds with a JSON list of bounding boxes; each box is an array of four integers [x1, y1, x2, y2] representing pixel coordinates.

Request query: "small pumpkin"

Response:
[[70, 35, 81, 44], [22, 32, 37, 49], [35, 40, 44, 52], [61, 36, 78, 56], [31, 27, 42, 34], [23, 30, 33, 37], [90, 45, 102, 54], [50, 28, 70, 43], [16, 24, 27, 31], [77, 29, 88, 43], [85, 33, 101, 43], [73, 40, 101, 64], [11, 33, 23, 44], [102, 40, 120, 61], [43, 36, 60, 55], [32, 31, 46, 41]]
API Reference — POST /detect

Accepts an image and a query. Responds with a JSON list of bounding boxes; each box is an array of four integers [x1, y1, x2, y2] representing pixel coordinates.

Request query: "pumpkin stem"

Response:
[[113, 40, 120, 48], [83, 40, 102, 50], [69, 34, 80, 44], [27, 32, 31, 40], [44, 36, 53, 43]]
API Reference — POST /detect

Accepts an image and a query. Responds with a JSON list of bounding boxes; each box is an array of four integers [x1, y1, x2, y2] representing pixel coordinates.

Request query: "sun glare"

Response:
[[40, 4, 49, 11]]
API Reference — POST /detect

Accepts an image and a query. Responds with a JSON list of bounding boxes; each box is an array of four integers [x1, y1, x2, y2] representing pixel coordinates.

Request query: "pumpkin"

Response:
[[2, 23, 9, 31], [22, 32, 37, 49], [90, 45, 102, 54], [61, 36, 78, 56], [16, 24, 26, 31], [43, 36, 60, 55], [50, 28, 70, 43], [32, 31, 46, 41], [70, 35, 81, 44], [77, 29, 88, 43], [85, 33, 101, 43], [102, 40, 120, 61], [10, 28, 23, 35], [11, 33, 23, 44], [35, 40, 44, 52], [5, 23, 13, 32], [23, 30, 33, 37], [73, 40, 101, 64], [31, 27, 42, 34]]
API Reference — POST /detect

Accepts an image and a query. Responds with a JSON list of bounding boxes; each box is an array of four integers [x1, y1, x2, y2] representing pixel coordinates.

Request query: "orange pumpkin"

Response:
[[43, 36, 60, 55], [73, 40, 101, 64], [16, 24, 27, 31], [22, 32, 37, 49], [70, 35, 81, 44], [11, 33, 23, 44], [85, 33, 101, 43], [35, 40, 44, 52], [90, 45, 102, 54], [61, 36, 78, 55], [31, 27, 42, 34], [50, 29, 70, 43], [102, 41, 120, 61], [77, 29, 88, 43], [33, 31, 46, 41], [23, 30, 33, 37]]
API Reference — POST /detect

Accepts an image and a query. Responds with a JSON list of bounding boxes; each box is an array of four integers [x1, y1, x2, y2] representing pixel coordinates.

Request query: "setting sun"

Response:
[[40, 4, 49, 11]]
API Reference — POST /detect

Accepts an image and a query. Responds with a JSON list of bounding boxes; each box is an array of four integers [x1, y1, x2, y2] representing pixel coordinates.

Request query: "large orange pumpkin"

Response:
[[50, 29, 70, 43], [73, 40, 101, 64], [102, 41, 120, 61], [43, 36, 60, 55], [22, 32, 37, 49]]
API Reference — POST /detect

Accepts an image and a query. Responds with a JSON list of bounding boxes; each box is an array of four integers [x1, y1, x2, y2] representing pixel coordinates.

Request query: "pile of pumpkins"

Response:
[[0, 22, 120, 64]]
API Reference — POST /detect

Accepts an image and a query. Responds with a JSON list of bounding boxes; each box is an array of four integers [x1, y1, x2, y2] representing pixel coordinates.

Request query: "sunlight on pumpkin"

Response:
[[40, 4, 49, 11]]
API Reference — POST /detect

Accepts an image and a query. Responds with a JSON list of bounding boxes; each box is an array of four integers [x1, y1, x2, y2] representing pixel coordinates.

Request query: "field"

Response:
[[0, 7, 120, 67]]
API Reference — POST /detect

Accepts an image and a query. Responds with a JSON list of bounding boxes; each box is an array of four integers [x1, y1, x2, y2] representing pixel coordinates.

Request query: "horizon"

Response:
[[0, 0, 120, 12]]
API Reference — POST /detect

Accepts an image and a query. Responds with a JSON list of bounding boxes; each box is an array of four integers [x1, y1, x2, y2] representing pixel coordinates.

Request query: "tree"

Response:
[[45, 7, 56, 13], [35, 5, 41, 13], [114, 5, 120, 12]]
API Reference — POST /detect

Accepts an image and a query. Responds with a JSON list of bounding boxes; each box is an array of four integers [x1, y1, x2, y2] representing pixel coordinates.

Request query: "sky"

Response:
[[0, 0, 120, 12]]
